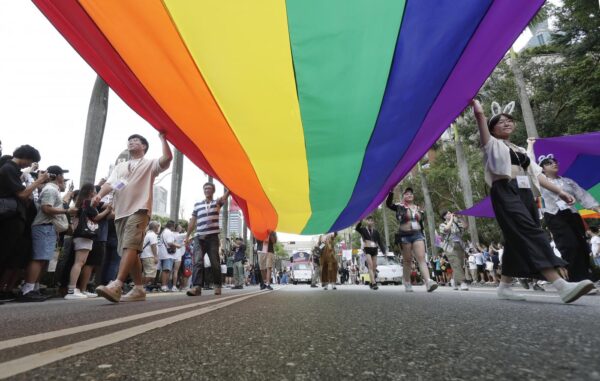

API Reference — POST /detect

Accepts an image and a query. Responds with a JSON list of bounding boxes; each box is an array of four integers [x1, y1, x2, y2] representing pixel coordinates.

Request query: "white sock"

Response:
[[552, 278, 568, 292], [133, 285, 144, 291], [21, 283, 35, 295], [498, 282, 512, 289], [112, 280, 124, 288]]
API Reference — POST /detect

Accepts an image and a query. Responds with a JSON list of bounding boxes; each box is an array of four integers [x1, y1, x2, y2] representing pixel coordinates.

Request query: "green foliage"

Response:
[[410, 0, 600, 246]]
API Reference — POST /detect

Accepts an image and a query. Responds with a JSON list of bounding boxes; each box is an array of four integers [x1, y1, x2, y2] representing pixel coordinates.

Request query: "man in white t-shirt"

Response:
[[140, 221, 160, 290], [157, 220, 178, 292], [94, 133, 172, 302]]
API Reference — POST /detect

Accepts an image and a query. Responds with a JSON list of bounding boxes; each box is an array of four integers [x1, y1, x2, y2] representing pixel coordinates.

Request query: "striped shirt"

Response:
[[192, 199, 221, 237]]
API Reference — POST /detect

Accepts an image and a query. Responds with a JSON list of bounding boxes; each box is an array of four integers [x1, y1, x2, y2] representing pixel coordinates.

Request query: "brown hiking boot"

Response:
[[186, 286, 202, 296]]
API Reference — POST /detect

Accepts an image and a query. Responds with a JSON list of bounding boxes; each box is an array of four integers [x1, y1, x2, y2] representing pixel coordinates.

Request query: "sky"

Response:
[[0, 1, 312, 242]]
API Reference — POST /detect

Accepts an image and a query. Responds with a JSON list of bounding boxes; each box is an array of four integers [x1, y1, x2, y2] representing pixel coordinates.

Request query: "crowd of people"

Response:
[[1, 98, 599, 306]]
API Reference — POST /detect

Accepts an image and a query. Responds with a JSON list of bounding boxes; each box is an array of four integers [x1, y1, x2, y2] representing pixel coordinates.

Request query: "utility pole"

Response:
[[169, 149, 183, 222], [80, 75, 109, 185]]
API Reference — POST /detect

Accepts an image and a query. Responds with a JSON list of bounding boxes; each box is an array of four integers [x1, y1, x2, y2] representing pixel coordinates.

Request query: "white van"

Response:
[[360, 253, 402, 285]]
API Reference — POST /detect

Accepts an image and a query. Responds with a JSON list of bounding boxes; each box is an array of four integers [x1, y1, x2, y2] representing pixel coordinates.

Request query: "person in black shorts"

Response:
[[355, 216, 386, 290]]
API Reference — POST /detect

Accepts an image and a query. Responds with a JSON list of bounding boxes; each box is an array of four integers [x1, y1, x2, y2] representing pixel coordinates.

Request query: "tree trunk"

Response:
[[453, 123, 479, 247], [169, 148, 183, 222], [80, 76, 109, 185], [418, 166, 437, 257], [509, 49, 539, 138]]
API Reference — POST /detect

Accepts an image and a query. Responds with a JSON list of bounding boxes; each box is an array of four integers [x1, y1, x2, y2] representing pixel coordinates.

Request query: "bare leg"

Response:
[[366, 255, 376, 285], [116, 248, 143, 286], [24, 260, 44, 284], [68, 250, 89, 289], [171, 261, 181, 289], [78, 265, 94, 292], [412, 241, 431, 283], [401, 244, 412, 285]]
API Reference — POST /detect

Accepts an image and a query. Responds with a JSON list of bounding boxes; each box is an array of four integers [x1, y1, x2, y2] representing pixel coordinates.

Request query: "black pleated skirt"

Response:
[[491, 179, 567, 278], [544, 210, 591, 282]]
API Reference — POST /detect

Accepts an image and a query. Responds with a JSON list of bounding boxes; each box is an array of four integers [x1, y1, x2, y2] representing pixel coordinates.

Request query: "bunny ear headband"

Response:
[[538, 153, 556, 166], [488, 101, 515, 128], [490, 101, 515, 118]]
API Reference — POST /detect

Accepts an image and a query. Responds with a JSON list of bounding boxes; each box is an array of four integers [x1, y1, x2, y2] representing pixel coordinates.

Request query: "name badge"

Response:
[[556, 200, 568, 211], [516, 175, 531, 189], [411, 221, 421, 231], [113, 179, 128, 190]]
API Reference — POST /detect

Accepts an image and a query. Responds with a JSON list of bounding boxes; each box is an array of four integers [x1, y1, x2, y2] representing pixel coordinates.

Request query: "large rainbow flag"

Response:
[[34, 0, 543, 239], [459, 132, 600, 219]]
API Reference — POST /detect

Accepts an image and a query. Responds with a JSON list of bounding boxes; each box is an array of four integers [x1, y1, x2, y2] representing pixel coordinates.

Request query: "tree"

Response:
[[80, 76, 108, 185]]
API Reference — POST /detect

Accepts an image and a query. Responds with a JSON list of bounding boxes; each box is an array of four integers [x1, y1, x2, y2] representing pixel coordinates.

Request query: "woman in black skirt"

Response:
[[470, 100, 595, 303], [536, 153, 600, 282]]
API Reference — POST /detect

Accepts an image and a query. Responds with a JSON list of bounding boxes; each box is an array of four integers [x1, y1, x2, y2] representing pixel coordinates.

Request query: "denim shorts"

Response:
[[399, 231, 425, 244], [31, 224, 57, 261], [160, 258, 174, 271]]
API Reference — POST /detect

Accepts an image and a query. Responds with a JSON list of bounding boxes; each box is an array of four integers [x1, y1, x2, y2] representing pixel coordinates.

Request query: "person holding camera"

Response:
[[439, 210, 469, 291], [18, 165, 70, 301], [0, 145, 48, 297]]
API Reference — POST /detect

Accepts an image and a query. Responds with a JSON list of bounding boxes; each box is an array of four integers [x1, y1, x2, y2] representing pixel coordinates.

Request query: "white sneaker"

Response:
[[404, 284, 413, 293], [460, 282, 469, 291], [559, 280, 594, 303], [160, 286, 169, 292], [497, 286, 526, 301], [426, 280, 438, 293], [121, 287, 146, 302], [170, 286, 179, 292], [83, 291, 98, 298], [64, 289, 87, 300]]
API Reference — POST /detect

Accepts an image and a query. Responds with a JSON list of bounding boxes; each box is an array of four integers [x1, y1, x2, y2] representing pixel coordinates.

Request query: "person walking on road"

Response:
[[470, 99, 594, 303], [536, 151, 600, 282], [186, 183, 229, 297], [94, 133, 172, 302], [319, 232, 338, 290], [439, 211, 469, 291], [387, 187, 438, 293], [256, 231, 277, 291], [232, 237, 246, 289], [355, 216, 386, 290]]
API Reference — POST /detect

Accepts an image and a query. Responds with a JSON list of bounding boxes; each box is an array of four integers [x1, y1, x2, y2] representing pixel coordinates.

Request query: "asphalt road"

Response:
[[1, 284, 599, 380]]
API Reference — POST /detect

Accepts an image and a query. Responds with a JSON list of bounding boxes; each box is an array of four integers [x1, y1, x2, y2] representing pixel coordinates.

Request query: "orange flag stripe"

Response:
[[78, 0, 276, 238]]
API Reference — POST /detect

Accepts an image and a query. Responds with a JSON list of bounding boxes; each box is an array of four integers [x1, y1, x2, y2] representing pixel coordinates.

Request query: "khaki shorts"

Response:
[[141, 257, 158, 277], [115, 211, 150, 256], [258, 252, 274, 270]]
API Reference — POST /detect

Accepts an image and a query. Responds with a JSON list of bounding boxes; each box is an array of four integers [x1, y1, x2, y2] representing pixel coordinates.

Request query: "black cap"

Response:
[[403, 187, 414, 195], [46, 165, 69, 176]]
